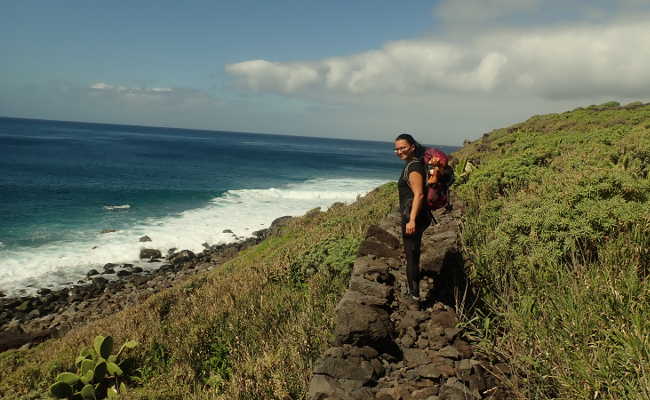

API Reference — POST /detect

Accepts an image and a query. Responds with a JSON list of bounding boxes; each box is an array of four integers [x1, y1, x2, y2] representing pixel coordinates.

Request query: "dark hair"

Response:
[[395, 133, 425, 158]]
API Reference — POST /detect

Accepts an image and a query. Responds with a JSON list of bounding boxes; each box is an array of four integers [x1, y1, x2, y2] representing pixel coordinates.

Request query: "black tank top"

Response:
[[398, 159, 429, 221]]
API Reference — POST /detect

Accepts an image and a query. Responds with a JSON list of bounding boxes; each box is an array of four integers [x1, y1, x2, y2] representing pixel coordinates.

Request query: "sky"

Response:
[[2, 0, 650, 145]]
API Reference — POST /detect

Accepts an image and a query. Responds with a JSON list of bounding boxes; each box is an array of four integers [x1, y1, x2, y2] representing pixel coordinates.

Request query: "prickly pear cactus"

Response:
[[48, 335, 139, 399]]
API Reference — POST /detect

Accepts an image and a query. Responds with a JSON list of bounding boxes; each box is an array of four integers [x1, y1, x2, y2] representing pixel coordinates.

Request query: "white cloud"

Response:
[[87, 82, 216, 105], [90, 82, 172, 95], [225, 19, 650, 101], [225, 60, 320, 93], [228, 40, 509, 96], [90, 82, 113, 90]]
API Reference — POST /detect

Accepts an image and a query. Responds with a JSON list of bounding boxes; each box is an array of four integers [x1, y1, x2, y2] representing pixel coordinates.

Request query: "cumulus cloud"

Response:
[[225, 61, 320, 93], [226, 19, 650, 101]]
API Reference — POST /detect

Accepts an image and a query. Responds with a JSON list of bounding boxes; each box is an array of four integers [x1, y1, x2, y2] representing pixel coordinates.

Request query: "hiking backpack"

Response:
[[422, 148, 454, 210]]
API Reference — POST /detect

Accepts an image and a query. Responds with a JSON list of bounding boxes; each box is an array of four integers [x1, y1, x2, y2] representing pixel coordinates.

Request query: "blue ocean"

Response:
[[0, 117, 457, 295]]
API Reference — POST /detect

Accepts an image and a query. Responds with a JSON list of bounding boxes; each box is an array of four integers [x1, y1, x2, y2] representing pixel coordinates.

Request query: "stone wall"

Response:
[[307, 205, 505, 400]]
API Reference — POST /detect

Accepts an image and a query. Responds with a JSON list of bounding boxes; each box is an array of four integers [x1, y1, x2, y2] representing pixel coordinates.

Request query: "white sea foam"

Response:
[[0, 177, 389, 296]]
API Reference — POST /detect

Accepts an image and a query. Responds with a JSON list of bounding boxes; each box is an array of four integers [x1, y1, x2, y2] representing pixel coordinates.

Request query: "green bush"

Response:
[[454, 104, 650, 399]]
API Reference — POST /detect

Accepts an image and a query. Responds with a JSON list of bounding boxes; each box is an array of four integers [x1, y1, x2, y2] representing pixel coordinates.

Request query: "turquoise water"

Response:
[[0, 117, 457, 294]]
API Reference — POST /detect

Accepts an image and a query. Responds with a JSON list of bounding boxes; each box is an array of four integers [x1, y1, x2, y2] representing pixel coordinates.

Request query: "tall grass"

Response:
[[454, 103, 650, 399], [0, 184, 397, 399]]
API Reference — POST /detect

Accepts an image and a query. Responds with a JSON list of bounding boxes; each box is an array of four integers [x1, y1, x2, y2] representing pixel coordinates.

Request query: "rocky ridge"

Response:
[[308, 204, 508, 400]]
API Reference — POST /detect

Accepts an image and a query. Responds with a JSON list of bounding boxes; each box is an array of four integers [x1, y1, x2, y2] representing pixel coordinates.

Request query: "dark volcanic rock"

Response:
[[86, 269, 100, 277], [0, 326, 55, 352], [335, 293, 391, 347], [91, 277, 108, 287], [168, 250, 196, 265], [307, 204, 495, 400], [356, 239, 400, 258], [116, 270, 132, 277], [139, 248, 162, 259], [139, 235, 152, 242], [269, 216, 293, 236], [365, 224, 400, 249], [104, 263, 117, 271]]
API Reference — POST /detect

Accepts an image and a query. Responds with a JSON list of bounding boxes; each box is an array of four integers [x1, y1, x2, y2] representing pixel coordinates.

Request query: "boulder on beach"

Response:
[[140, 248, 162, 259], [100, 229, 117, 234], [139, 235, 152, 242], [168, 250, 195, 265], [117, 270, 132, 277], [86, 269, 100, 277], [91, 277, 108, 287]]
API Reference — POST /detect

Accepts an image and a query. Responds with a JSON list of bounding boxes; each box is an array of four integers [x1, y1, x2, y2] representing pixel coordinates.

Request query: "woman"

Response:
[[394, 133, 431, 302]]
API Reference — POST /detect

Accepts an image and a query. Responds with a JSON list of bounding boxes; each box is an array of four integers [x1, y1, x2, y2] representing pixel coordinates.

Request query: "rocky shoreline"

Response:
[[0, 216, 294, 352]]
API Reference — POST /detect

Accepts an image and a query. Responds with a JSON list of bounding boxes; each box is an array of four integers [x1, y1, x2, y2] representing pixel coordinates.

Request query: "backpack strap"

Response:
[[402, 160, 422, 184]]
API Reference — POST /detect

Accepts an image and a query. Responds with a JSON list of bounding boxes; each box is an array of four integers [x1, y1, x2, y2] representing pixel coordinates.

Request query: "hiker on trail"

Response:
[[394, 133, 432, 302]]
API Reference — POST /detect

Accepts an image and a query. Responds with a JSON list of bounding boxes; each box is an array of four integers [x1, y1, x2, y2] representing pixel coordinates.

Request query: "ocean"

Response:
[[0, 117, 457, 296]]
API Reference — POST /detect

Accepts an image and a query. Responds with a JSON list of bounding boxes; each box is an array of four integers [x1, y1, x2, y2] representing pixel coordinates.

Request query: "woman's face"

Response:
[[394, 139, 415, 160]]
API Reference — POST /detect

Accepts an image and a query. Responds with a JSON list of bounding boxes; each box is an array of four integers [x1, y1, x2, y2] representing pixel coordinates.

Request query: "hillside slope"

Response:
[[453, 102, 650, 399], [0, 185, 397, 399], [1, 102, 648, 400]]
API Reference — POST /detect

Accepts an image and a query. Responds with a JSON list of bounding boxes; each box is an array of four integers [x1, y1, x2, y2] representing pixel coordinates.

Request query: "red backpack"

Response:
[[422, 148, 454, 210]]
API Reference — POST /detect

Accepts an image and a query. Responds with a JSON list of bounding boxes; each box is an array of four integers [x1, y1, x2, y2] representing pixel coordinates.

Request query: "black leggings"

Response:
[[401, 216, 431, 297]]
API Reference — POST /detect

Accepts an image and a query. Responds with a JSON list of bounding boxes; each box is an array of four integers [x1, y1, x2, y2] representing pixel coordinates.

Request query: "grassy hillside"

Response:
[[0, 184, 397, 399], [453, 102, 650, 399], [2, 102, 648, 400]]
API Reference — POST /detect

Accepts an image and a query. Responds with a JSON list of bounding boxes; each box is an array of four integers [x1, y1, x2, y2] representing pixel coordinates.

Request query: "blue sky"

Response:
[[2, 1, 650, 145]]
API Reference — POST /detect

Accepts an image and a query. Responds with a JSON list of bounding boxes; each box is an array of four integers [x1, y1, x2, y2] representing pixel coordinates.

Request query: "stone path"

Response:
[[308, 205, 508, 400]]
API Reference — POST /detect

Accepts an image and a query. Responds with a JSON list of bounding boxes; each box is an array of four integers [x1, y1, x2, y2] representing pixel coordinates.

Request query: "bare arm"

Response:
[[406, 170, 425, 235]]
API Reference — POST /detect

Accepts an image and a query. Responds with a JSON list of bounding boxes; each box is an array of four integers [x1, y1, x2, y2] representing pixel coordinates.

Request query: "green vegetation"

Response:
[[2, 102, 648, 400], [454, 101, 650, 399], [0, 184, 397, 399], [49, 335, 139, 399]]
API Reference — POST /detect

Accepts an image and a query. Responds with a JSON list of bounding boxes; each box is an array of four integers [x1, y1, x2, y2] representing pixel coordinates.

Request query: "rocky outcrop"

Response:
[[308, 205, 508, 400]]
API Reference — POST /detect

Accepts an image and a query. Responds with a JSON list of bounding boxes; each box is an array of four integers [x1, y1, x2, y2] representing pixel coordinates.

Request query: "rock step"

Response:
[[308, 206, 506, 400]]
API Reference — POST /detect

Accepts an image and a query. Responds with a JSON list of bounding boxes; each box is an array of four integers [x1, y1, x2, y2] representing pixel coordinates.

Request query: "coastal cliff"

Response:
[[1, 101, 649, 399]]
